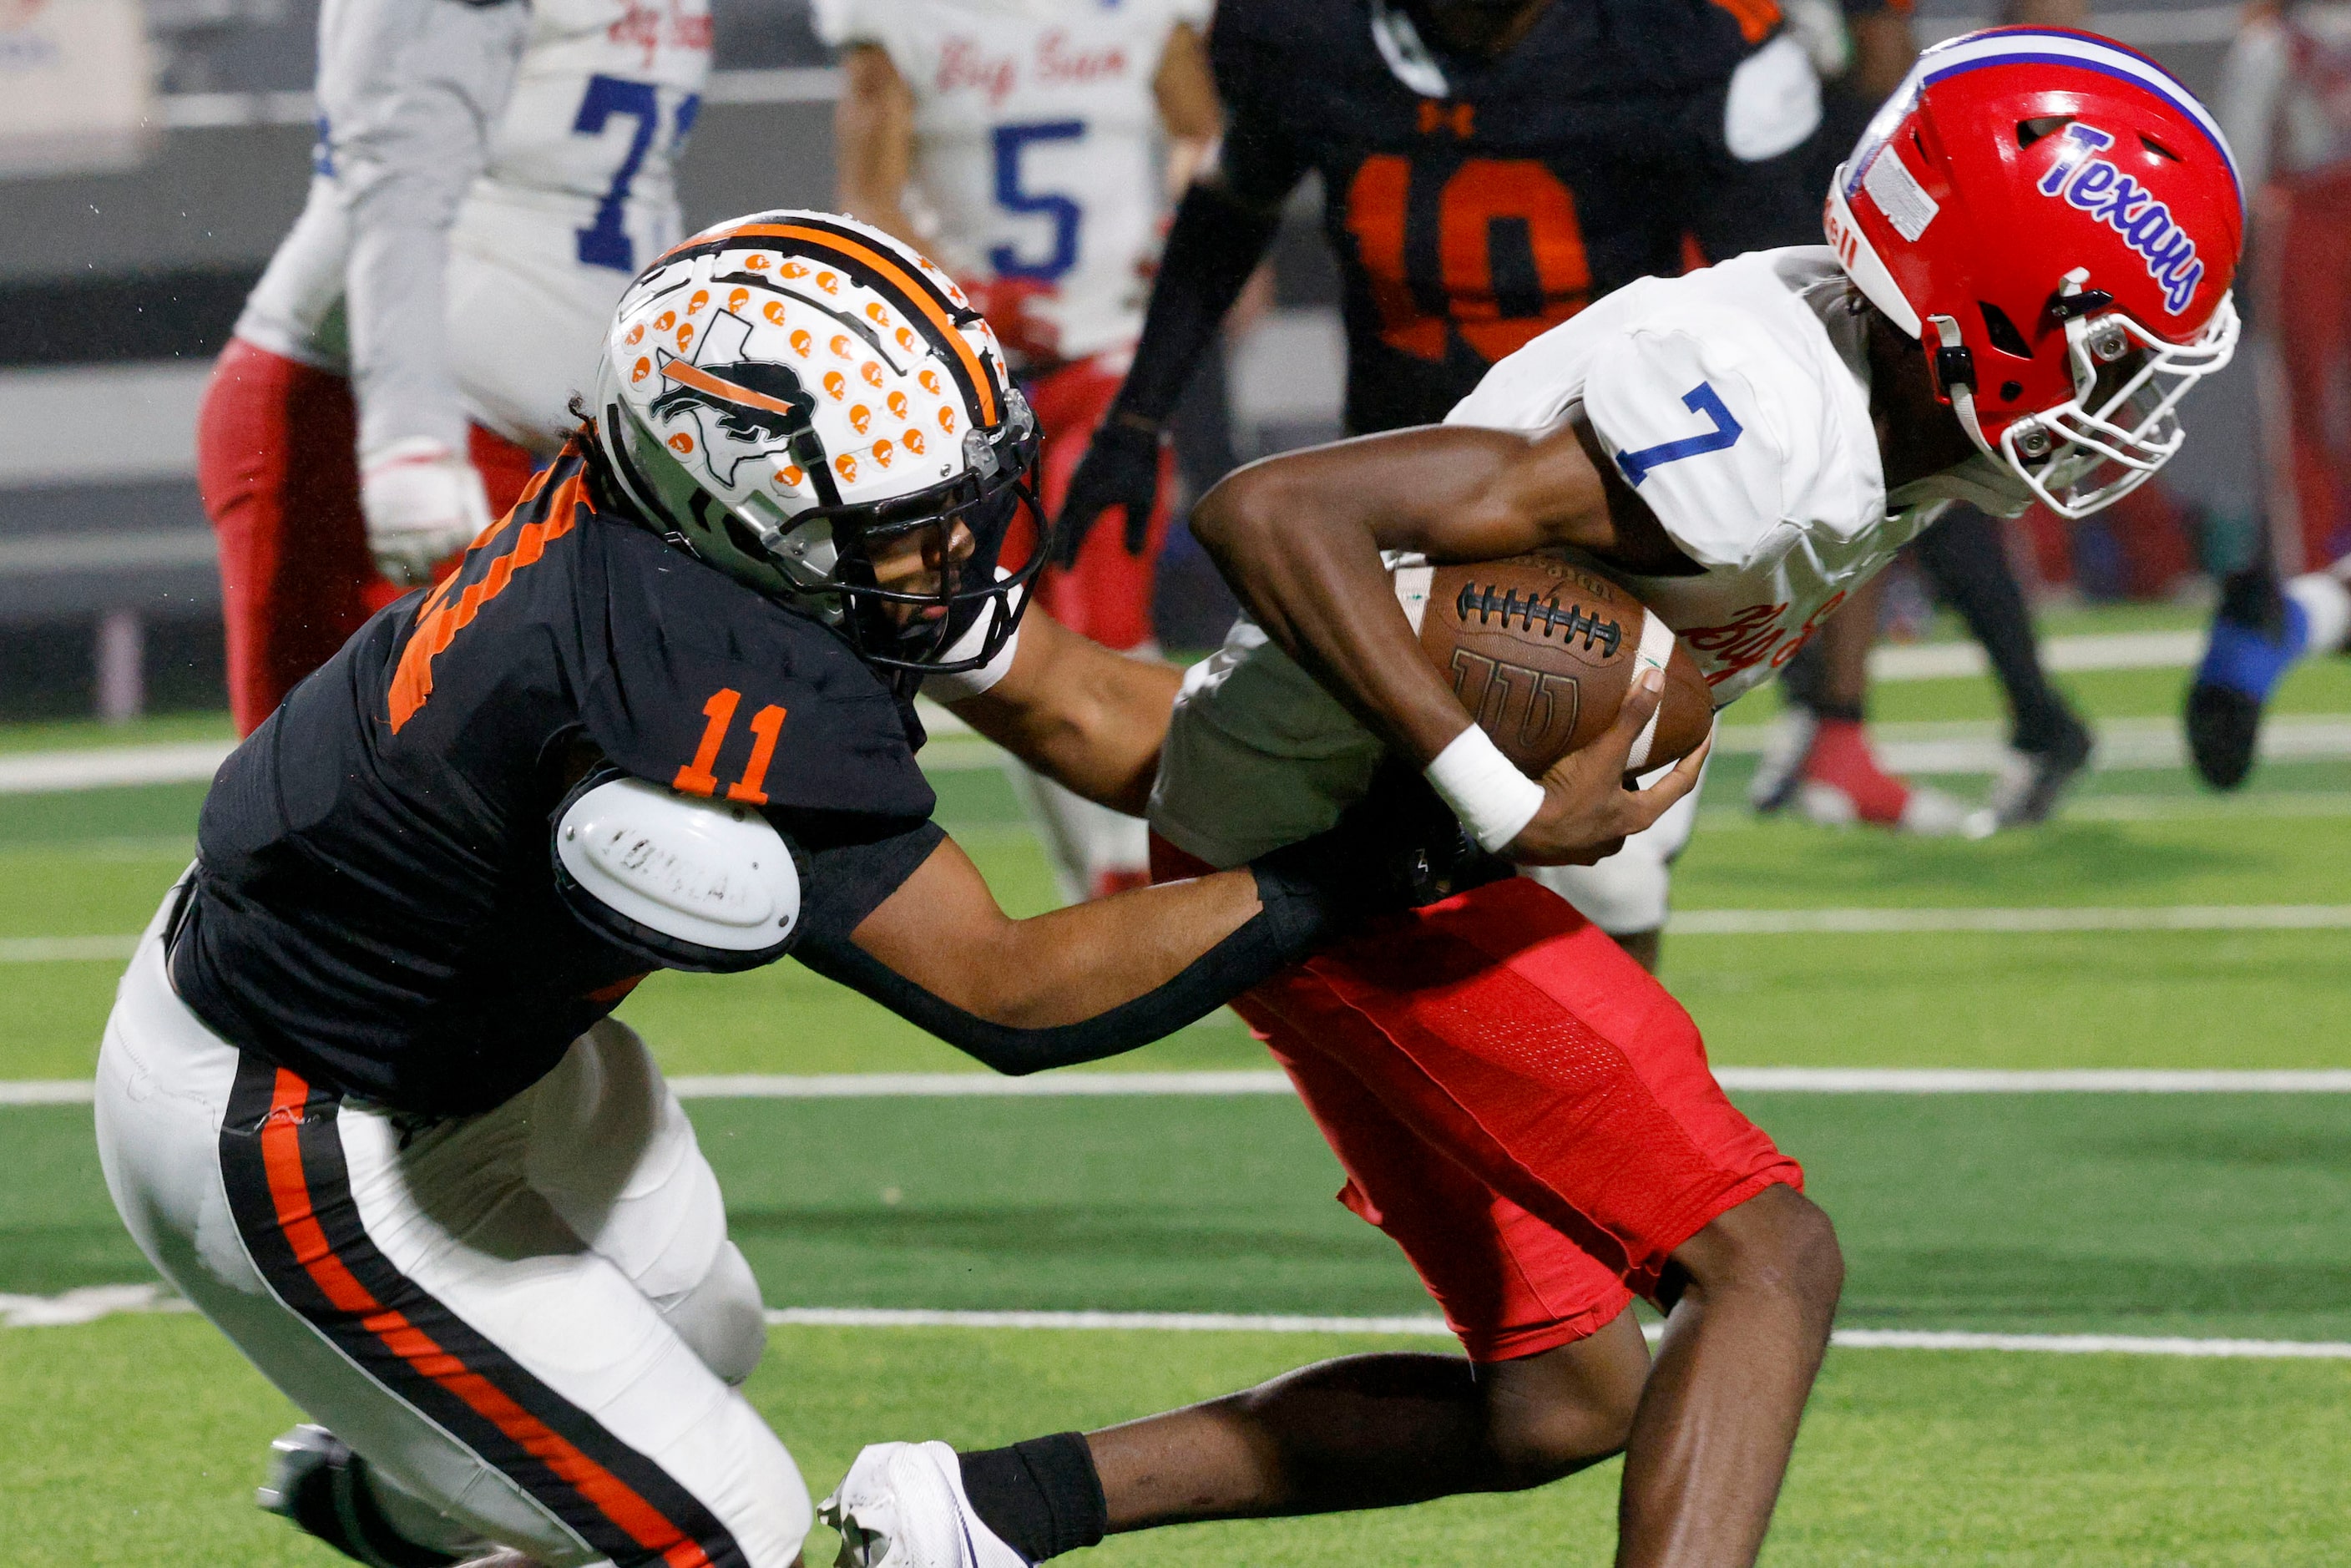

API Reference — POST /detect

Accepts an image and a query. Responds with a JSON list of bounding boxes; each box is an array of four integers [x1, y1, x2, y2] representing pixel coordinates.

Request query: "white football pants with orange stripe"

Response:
[[95, 886, 810, 1567]]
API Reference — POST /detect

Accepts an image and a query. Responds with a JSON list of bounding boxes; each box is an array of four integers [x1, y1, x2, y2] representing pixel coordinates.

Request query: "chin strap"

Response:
[[1926, 313, 2000, 463]]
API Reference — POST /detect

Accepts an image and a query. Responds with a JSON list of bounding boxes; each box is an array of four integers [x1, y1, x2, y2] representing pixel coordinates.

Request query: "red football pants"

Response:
[[1155, 839, 1801, 1361], [1002, 354, 1176, 652], [2261, 169, 2351, 572], [197, 337, 538, 735]]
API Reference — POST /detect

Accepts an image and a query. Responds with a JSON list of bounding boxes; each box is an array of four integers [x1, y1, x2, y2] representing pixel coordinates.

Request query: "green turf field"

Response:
[[5, 607, 2350, 1562]]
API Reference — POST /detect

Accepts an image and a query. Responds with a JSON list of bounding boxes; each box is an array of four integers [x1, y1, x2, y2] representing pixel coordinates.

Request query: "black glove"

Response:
[[1256, 762, 1515, 928], [1054, 415, 1164, 566]]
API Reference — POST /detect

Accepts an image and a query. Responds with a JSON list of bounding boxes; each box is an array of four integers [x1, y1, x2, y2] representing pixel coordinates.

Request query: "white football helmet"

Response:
[[591, 210, 1044, 674]]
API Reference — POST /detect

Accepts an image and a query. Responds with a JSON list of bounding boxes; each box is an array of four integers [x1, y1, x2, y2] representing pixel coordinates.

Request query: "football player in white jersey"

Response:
[[822, 30, 2243, 1568], [195, 0, 711, 735], [2186, 0, 2351, 787], [817, 0, 1221, 899]]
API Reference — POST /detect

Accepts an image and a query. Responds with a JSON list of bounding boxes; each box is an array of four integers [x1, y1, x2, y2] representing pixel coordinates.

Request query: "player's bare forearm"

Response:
[[1189, 425, 1612, 763], [850, 837, 1264, 1028], [1154, 22, 1221, 198], [947, 611, 1182, 815], [832, 44, 923, 248]]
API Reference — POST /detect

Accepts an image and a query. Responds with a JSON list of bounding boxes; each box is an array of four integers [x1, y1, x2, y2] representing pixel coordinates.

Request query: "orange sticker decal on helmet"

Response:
[[688, 290, 710, 315], [779, 260, 806, 279], [824, 371, 847, 400], [655, 311, 676, 331], [726, 287, 749, 312], [631, 357, 651, 382], [836, 453, 858, 482], [862, 362, 884, 387], [872, 439, 894, 468], [897, 327, 916, 351], [817, 271, 840, 295], [763, 301, 787, 326], [778, 463, 805, 488], [747, 254, 771, 271], [676, 323, 695, 349], [887, 391, 908, 417], [903, 429, 925, 455], [668, 432, 695, 454], [831, 334, 854, 359], [938, 407, 957, 432], [866, 302, 891, 326], [849, 404, 872, 433], [919, 370, 941, 394], [790, 329, 813, 357], [625, 323, 645, 346]]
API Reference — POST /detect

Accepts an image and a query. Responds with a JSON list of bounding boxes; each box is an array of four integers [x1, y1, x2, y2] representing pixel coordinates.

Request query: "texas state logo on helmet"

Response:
[[591, 209, 1044, 674], [1823, 28, 2244, 517]]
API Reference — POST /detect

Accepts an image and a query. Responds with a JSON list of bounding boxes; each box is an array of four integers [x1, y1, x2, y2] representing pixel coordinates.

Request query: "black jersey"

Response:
[[1214, 0, 1820, 432], [171, 447, 944, 1117]]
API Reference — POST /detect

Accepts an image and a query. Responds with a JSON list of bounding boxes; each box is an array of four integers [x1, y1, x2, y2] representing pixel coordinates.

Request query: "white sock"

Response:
[[1007, 767, 1149, 903], [2286, 571, 2351, 657]]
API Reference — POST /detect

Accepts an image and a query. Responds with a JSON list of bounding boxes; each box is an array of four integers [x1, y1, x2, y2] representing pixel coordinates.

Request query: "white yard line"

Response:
[[1668, 904, 2351, 935], [18, 902, 2336, 969], [8, 715, 2351, 790], [1708, 1068, 2351, 1093], [16, 1067, 2351, 1107], [0, 741, 235, 794], [1868, 630, 2202, 682], [666, 1070, 1290, 1100], [766, 1308, 2351, 1359], [0, 935, 139, 963], [6, 1288, 2343, 1358], [0, 1283, 195, 1328]]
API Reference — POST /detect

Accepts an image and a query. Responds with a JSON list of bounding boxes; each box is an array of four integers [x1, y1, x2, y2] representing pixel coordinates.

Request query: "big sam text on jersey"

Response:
[[935, 31, 1136, 104]]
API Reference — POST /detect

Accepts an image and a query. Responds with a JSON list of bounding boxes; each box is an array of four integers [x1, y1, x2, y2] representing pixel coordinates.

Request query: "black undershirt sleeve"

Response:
[[1109, 81, 1303, 427], [792, 781, 1510, 1075], [778, 811, 948, 944]]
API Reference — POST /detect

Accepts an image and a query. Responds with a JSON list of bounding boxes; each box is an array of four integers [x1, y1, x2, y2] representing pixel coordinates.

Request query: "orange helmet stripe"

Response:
[[659, 358, 805, 419], [655, 221, 999, 427]]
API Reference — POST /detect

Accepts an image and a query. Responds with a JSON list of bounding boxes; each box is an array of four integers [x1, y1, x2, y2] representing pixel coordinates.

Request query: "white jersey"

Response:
[[812, 0, 1209, 364], [237, 0, 711, 454], [2219, 2, 2351, 191], [1149, 246, 2035, 868]]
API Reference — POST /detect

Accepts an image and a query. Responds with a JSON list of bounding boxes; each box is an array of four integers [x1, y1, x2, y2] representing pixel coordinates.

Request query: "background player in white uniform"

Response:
[[822, 32, 2247, 1568], [196, 0, 711, 734], [818, 0, 1220, 899], [2186, 0, 2351, 787]]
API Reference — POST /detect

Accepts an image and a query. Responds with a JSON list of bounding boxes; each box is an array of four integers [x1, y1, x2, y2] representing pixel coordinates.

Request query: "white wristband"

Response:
[[1424, 726, 1545, 853]]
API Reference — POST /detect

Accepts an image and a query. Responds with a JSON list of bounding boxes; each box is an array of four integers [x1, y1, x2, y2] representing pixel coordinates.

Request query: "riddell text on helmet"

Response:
[[2035, 123, 2207, 315]]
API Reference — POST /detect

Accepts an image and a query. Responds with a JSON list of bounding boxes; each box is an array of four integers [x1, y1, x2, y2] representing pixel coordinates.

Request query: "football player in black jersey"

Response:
[[1053, 0, 1830, 969], [95, 212, 1696, 1568]]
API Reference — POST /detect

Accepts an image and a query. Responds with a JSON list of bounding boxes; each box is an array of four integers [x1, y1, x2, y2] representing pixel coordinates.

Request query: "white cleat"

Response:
[[821, 1441, 1032, 1568]]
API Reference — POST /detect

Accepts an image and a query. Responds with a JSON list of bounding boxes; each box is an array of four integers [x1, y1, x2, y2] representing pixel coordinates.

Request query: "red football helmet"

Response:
[[1823, 28, 2243, 517]]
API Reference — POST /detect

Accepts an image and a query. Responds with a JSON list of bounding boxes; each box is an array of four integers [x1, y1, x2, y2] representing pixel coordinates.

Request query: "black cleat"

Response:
[[1989, 710, 2096, 827], [2187, 567, 2298, 792], [257, 1425, 463, 1568], [2187, 683, 2266, 792]]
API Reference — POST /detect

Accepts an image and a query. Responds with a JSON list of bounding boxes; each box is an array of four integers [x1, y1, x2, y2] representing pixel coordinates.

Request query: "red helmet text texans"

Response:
[[1824, 27, 2245, 517]]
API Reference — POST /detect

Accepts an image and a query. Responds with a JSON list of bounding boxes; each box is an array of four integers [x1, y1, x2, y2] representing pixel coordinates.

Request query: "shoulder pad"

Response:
[[553, 774, 806, 973]]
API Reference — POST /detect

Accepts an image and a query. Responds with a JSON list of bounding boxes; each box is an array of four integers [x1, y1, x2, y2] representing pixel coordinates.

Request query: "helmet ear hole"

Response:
[[2015, 115, 2074, 149], [2139, 132, 2183, 164], [1978, 301, 2034, 359]]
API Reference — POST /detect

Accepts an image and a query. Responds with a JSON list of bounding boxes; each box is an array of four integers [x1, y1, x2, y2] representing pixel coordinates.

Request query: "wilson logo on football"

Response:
[[2035, 123, 2206, 314]]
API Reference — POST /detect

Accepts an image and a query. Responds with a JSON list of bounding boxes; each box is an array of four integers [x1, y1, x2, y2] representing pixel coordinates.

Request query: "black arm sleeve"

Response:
[[790, 872, 1308, 1073], [792, 775, 1509, 1075], [1111, 180, 1291, 427]]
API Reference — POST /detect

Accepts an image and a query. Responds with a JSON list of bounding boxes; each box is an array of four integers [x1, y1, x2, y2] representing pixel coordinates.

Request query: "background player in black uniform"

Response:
[[94, 214, 1691, 1568], [1753, 0, 2100, 836], [1051, 0, 1828, 969]]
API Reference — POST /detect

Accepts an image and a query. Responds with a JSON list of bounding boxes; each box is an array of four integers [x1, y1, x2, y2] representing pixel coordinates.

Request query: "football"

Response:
[[1405, 552, 1715, 776]]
